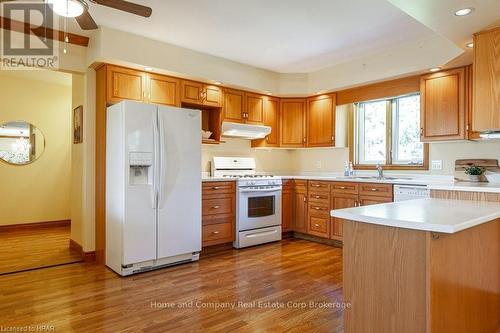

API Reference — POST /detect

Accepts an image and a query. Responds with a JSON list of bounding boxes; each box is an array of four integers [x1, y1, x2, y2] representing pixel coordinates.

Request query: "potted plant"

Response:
[[464, 166, 484, 182]]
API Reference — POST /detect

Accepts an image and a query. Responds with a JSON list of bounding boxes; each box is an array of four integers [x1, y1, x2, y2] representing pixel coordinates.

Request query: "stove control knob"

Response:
[[249, 181, 256, 185]]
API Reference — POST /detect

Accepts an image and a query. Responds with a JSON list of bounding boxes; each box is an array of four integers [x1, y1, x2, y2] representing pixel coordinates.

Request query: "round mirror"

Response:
[[0, 121, 45, 165]]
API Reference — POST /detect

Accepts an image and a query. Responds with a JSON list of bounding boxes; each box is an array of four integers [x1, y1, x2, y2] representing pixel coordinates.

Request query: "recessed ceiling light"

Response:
[[214, 81, 222, 85], [454, 7, 474, 16], [466, 42, 474, 48], [429, 67, 441, 72], [144, 67, 153, 71]]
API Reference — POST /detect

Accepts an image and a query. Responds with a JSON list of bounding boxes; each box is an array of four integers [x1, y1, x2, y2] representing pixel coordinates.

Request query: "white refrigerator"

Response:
[[105, 100, 201, 276]]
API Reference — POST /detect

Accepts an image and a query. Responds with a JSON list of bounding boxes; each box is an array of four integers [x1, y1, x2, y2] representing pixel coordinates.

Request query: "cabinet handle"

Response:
[[314, 195, 321, 199], [313, 184, 321, 187], [265, 136, 268, 142], [303, 197, 307, 202], [420, 128, 423, 136], [212, 205, 220, 209], [331, 135, 334, 142], [314, 223, 320, 227], [370, 188, 379, 192], [354, 201, 358, 207], [303, 137, 306, 143], [211, 231, 220, 235], [339, 186, 346, 190], [313, 206, 323, 210], [212, 186, 220, 190]]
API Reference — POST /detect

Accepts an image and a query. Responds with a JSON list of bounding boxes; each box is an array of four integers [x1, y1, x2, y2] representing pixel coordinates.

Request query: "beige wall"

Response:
[[202, 138, 295, 173], [0, 72, 72, 225]]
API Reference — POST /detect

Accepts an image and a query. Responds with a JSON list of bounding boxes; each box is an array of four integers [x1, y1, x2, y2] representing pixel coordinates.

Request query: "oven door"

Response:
[[238, 186, 282, 231]]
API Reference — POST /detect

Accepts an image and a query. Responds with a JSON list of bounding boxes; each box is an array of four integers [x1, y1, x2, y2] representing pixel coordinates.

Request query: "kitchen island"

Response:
[[332, 197, 500, 333]]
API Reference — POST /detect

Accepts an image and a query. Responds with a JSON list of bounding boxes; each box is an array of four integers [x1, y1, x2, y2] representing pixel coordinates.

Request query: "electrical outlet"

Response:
[[316, 161, 322, 169], [431, 160, 442, 170]]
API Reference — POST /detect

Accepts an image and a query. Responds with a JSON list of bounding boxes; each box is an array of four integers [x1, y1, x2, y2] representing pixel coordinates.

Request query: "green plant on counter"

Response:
[[464, 166, 484, 176]]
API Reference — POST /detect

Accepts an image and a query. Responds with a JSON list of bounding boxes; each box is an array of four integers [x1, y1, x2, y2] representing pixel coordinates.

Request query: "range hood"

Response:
[[479, 131, 500, 139], [221, 121, 271, 139]]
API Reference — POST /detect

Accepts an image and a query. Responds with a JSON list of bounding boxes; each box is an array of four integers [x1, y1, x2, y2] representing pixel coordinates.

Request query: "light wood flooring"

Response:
[[0, 224, 81, 274], [0, 239, 344, 332]]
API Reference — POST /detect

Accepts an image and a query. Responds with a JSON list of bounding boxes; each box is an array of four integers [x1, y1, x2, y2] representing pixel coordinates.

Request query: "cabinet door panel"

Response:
[[331, 195, 358, 240], [223, 89, 245, 123], [107, 65, 145, 104], [359, 195, 392, 206], [281, 181, 293, 232], [251, 96, 280, 148], [307, 94, 335, 147], [473, 28, 500, 131], [246, 93, 264, 124], [148, 74, 179, 106], [421, 68, 465, 141], [204, 85, 222, 107], [181, 80, 203, 105], [293, 181, 308, 233], [281, 99, 306, 147]]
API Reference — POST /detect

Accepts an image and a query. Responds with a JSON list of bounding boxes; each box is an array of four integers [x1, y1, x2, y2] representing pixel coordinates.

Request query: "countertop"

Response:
[[330, 198, 500, 233], [202, 173, 500, 193]]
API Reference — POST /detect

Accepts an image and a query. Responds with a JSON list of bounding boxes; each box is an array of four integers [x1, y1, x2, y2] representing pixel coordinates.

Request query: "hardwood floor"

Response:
[[0, 239, 344, 332], [0, 224, 81, 274]]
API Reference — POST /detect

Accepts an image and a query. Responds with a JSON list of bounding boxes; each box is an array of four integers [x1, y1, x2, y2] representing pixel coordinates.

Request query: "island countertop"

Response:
[[331, 197, 500, 233]]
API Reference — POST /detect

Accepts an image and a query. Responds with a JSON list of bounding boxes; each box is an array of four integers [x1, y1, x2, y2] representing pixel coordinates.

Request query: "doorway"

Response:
[[0, 69, 82, 274]]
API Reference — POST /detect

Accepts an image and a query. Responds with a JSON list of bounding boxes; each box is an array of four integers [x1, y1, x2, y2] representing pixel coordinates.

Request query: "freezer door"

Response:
[[123, 101, 158, 265], [157, 106, 202, 258]]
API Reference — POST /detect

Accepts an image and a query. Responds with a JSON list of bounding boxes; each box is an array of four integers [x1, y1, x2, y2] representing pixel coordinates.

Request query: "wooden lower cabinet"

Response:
[[281, 180, 293, 232], [202, 182, 235, 247], [292, 180, 308, 233], [331, 194, 358, 241]]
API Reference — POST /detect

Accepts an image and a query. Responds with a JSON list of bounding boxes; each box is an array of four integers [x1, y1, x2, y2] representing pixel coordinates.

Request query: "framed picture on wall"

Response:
[[73, 105, 83, 144]]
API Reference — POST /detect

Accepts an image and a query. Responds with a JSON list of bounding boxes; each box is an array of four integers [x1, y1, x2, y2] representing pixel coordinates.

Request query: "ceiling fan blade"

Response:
[[75, 10, 98, 30], [93, 0, 152, 17]]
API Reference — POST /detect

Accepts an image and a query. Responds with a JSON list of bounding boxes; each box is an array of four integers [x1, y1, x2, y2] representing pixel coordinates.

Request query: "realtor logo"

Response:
[[1, 1, 59, 69]]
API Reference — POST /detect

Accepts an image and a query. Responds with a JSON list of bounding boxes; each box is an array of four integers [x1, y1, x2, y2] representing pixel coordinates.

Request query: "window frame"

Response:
[[351, 93, 429, 171]]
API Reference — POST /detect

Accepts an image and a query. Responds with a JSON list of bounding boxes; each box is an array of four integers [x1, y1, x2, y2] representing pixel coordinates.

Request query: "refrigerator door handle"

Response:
[[151, 111, 159, 209], [158, 113, 167, 209]]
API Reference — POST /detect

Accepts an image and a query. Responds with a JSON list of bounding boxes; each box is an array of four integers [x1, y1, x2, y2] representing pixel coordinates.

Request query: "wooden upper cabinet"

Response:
[[181, 80, 222, 107], [181, 80, 204, 105], [147, 73, 179, 106], [307, 94, 336, 147], [106, 65, 146, 104], [245, 93, 264, 124], [473, 27, 500, 132], [223, 89, 245, 123], [420, 67, 466, 141], [251, 96, 280, 148], [281, 99, 306, 147], [203, 85, 223, 107]]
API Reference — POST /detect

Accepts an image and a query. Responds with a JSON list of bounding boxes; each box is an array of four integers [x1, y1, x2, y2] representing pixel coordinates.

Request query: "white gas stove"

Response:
[[211, 157, 282, 248]]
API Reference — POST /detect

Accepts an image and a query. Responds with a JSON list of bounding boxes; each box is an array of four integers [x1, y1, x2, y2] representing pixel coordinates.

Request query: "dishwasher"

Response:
[[393, 184, 430, 201]]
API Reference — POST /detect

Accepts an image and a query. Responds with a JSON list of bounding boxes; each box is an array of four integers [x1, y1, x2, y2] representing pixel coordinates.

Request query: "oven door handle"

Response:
[[239, 187, 282, 193]]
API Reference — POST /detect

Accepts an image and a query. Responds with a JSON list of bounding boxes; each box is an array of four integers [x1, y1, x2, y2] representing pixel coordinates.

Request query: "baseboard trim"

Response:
[[69, 239, 96, 262], [293, 232, 343, 247], [0, 220, 70, 232]]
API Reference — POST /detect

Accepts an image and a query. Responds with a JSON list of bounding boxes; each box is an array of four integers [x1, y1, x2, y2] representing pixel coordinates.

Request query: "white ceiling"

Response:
[[79, 0, 436, 73]]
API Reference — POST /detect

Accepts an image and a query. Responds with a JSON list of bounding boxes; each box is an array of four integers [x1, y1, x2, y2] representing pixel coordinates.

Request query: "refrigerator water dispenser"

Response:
[[129, 152, 153, 185]]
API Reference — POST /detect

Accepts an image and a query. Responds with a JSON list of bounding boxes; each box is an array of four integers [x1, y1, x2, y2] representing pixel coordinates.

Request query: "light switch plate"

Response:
[[316, 161, 322, 169], [431, 160, 442, 170]]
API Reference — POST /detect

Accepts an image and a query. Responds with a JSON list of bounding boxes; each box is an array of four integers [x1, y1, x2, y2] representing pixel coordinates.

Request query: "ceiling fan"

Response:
[[0, 0, 152, 30]]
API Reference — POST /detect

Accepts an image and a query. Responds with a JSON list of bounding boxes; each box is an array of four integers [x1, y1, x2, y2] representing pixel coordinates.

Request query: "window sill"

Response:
[[354, 164, 429, 171]]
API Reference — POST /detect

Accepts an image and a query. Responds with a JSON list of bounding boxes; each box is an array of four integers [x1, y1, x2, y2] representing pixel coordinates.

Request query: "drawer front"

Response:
[[202, 182, 235, 196], [202, 216, 233, 226], [309, 180, 330, 192], [202, 197, 234, 216], [359, 183, 393, 198], [202, 223, 233, 246], [308, 203, 330, 218], [308, 192, 330, 204], [331, 182, 359, 195], [308, 216, 329, 237]]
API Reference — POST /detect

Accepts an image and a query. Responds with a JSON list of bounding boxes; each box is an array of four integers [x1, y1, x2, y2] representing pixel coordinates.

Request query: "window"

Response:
[[355, 93, 426, 168]]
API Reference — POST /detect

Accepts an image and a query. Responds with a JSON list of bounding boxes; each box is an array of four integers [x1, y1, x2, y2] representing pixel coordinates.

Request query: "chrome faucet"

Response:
[[376, 164, 384, 179]]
